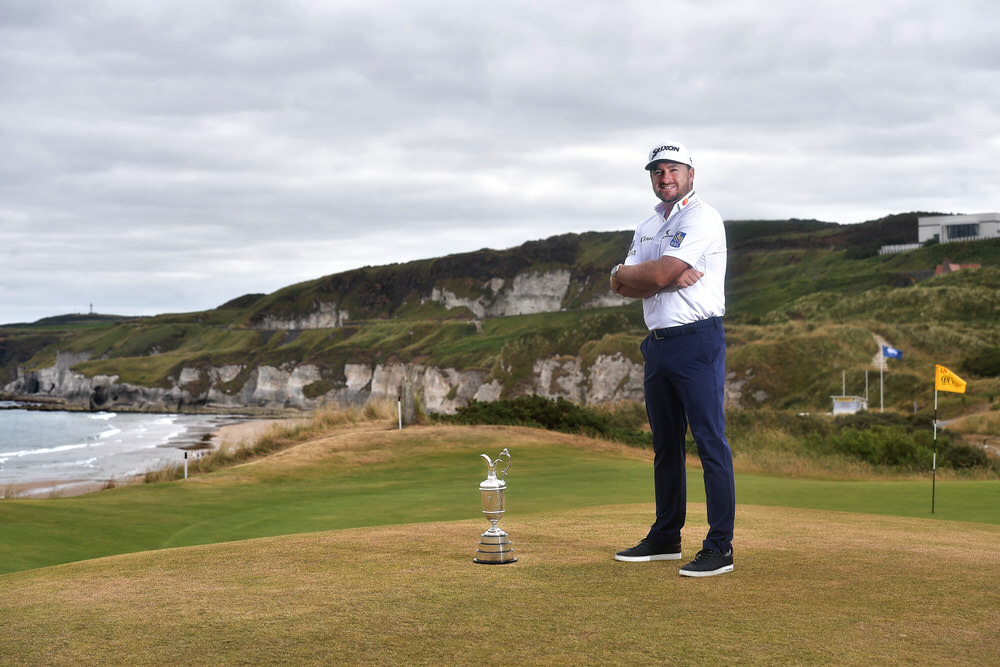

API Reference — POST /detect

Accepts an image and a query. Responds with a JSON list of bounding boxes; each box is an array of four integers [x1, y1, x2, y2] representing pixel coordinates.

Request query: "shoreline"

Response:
[[2, 417, 297, 499]]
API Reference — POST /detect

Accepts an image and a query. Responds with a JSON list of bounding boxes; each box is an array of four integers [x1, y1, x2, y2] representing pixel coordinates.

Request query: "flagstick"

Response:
[[932, 388, 938, 514], [880, 362, 884, 413]]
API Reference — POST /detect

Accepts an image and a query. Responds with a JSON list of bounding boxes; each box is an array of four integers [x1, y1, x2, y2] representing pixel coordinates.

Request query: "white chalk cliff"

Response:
[[5, 352, 646, 413]]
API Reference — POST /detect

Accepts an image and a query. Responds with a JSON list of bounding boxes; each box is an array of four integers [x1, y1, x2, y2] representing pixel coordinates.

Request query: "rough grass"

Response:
[[144, 399, 399, 483], [144, 399, 996, 488], [950, 409, 1000, 436], [0, 504, 997, 665]]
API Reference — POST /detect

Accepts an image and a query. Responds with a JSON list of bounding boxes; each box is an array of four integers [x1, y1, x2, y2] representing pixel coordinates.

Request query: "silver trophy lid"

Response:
[[479, 448, 510, 490]]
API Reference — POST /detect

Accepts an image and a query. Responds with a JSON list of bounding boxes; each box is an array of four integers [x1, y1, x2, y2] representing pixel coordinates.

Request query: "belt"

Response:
[[649, 316, 721, 340]]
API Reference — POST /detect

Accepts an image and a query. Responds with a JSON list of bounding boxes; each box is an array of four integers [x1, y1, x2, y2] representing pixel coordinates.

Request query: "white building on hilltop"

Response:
[[919, 213, 1000, 244]]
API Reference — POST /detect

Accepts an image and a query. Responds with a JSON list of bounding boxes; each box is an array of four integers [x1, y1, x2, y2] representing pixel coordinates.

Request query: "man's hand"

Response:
[[662, 267, 703, 292]]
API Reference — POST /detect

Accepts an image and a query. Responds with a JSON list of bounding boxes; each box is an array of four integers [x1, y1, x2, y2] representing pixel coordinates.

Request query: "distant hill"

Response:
[[725, 211, 926, 252], [2, 212, 998, 417], [6, 313, 139, 328]]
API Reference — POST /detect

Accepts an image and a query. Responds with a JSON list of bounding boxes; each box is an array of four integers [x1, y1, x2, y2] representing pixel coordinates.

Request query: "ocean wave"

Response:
[[3, 442, 91, 458], [0, 411, 237, 485]]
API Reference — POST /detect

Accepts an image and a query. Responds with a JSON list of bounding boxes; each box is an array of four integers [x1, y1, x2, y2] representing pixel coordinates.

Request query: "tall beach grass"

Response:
[[143, 398, 398, 484]]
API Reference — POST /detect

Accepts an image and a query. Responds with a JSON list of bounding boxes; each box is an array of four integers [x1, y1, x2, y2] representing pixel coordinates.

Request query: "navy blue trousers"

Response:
[[641, 317, 735, 554]]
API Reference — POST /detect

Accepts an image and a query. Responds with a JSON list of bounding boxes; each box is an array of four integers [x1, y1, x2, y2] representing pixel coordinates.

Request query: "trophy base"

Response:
[[473, 532, 517, 564]]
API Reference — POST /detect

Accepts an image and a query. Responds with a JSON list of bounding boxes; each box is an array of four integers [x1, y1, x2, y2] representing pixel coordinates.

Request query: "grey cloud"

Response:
[[1, 0, 997, 324]]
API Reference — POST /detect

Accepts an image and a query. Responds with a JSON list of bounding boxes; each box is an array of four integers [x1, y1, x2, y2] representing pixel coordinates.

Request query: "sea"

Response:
[[0, 402, 243, 496]]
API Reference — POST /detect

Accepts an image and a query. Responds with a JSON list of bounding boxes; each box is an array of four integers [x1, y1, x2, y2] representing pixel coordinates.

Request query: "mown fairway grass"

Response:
[[1, 424, 997, 575], [1, 422, 999, 665], [1, 505, 998, 665]]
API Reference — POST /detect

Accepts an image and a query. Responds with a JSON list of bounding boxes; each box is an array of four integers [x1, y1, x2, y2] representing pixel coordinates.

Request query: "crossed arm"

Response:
[[610, 255, 703, 299]]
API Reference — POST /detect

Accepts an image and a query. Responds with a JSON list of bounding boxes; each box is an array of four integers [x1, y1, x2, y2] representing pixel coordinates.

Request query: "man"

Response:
[[609, 141, 735, 577]]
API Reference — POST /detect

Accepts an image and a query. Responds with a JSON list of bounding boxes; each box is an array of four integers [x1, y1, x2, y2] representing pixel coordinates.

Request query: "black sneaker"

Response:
[[614, 539, 682, 562], [679, 548, 734, 577]]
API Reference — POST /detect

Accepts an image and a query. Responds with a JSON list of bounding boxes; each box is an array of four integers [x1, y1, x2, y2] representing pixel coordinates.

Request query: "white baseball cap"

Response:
[[645, 142, 693, 170]]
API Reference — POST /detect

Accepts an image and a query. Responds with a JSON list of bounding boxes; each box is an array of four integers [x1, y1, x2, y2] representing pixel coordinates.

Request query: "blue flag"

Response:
[[882, 345, 902, 360]]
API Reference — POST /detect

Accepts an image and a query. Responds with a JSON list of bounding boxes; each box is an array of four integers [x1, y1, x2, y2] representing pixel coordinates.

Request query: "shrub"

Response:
[[938, 439, 995, 470], [845, 244, 880, 260], [796, 411, 995, 471], [441, 395, 652, 447], [962, 347, 1000, 378], [302, 380, 336, 400], [818, 425, 929, 467]]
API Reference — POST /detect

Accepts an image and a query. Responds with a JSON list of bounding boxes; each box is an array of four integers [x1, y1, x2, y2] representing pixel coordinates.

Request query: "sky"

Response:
[[2, 0, 998, 325]]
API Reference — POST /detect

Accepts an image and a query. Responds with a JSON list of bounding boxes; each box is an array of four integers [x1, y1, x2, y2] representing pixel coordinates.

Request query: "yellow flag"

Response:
[[935, 365, 967, 394]]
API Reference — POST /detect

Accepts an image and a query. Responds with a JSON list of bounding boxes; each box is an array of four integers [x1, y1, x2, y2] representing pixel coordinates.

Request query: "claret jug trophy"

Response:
[[473, 448, 516, 564]]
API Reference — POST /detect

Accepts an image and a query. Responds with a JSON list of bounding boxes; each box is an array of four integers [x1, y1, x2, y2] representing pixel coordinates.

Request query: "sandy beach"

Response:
[[212, 418, 298, 451], [3, 417, 299, 499]]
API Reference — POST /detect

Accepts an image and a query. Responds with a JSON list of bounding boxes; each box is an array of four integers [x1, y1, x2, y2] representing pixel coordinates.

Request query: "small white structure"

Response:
[[918, 213, 1000, 244], [831, 395, 868, 415]]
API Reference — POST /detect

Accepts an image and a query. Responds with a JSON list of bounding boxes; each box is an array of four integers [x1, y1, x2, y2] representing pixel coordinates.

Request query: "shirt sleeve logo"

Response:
[[669, 231, 686, 248]]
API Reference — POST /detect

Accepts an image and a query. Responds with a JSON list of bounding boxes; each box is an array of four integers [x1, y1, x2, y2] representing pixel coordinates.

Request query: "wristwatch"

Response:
[[610, 264, 622, 280]]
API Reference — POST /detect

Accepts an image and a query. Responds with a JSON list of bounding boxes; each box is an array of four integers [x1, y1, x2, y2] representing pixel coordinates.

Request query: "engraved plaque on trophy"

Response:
[[473, 448, 516, 564]]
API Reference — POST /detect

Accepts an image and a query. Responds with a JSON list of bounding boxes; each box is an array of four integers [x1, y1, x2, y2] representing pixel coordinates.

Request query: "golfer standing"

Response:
[[609, 141, 735, 577]]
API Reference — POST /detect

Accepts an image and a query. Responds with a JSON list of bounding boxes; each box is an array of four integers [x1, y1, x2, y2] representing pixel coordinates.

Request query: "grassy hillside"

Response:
[[2, 216, 999, 415]]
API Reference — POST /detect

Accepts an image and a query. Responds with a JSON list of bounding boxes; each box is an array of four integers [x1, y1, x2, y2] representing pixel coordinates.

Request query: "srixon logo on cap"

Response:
[[649, 145, 681, 161]]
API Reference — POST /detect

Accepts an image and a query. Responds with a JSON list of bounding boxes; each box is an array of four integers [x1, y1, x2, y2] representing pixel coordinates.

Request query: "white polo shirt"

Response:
[[623, 191, 727, 329]]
